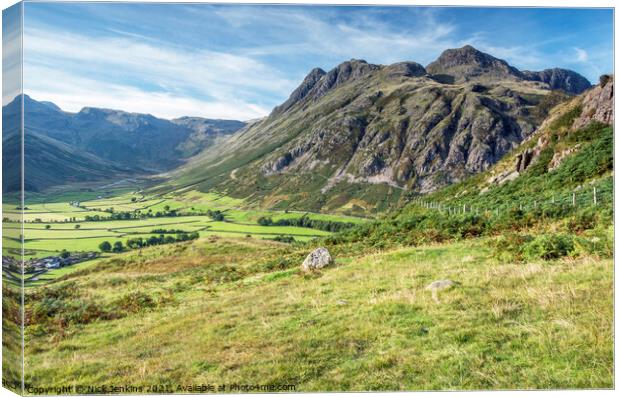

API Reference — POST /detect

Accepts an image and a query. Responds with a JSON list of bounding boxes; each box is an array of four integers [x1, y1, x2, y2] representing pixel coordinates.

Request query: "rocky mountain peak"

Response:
[[272, 60, 380, 115], [315, 59, 380, 95], [426, 45, 522, 82], [272, 67, 326, 115], [573, 74, 613, 128], [383, 61, 427, 78], [432, 45, 494, 67], [521, 68, 591, 94]]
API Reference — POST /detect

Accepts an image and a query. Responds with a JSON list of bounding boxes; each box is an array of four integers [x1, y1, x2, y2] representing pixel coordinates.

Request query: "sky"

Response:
[[3, 3, 614, 120]]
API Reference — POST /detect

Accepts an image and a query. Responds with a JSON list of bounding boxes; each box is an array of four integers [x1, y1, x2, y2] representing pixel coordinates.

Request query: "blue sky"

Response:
[[12, 3, 614, 120]]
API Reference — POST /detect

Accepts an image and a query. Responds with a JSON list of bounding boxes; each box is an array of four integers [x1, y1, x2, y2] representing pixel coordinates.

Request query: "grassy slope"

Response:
[[19, 89, 615, 391], [24, 237, 612, 390]]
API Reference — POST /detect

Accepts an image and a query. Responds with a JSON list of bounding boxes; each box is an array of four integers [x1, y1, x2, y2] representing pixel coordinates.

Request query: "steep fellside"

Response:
[[163, 46, 591, 215], [2, 131, 133, 192], [421, 74, 613, 210]]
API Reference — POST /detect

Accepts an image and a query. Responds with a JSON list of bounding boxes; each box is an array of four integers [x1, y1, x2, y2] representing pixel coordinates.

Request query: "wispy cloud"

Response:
[[19, 4, 612, 117], [2, 4, 22, 105], [22, 7, 467, 118], [23, 26, 293, 119], [24, 65, 270, 120], [214, 7, 460, 65], [574, 47, 589, 62]]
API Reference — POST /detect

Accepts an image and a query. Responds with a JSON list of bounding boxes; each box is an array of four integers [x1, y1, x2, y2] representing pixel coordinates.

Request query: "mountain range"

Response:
[[2, 45, 596, 210], [1, 95, 246, 192]]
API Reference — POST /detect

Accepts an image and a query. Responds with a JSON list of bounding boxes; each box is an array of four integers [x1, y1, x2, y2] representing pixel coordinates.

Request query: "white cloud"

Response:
[[574, 47, 589, 62], [3, 16, 22, 105], [24, 65, 269, 120], [21, 7, 589, 119], [214, 7, 460, 65], [23, 27, 294, 119]]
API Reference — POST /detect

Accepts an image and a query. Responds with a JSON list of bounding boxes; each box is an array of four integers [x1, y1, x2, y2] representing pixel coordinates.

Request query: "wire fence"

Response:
[[412, 181, 613, 217]]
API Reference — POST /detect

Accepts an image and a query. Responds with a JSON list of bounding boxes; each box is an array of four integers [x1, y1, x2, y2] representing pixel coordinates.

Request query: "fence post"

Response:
[[572, 192, 576, 207], [463, 204, 466, 213], [552, 195, 555, 204], [593, 187, 597, 206]]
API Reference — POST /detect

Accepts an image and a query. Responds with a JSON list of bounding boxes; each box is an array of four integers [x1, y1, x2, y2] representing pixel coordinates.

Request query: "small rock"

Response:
[[301, 247, 333, 272], [337, 300, 347, 306], [426, 279, 457, 304], [425, 279, 457, 290]]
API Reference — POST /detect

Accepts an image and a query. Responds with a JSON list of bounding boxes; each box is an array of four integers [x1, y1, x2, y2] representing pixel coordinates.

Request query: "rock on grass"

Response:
[[301, 247, 333, 272]]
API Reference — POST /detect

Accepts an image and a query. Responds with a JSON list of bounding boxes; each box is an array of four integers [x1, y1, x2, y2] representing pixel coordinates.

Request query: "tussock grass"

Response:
[[24, 237, 612, 391]]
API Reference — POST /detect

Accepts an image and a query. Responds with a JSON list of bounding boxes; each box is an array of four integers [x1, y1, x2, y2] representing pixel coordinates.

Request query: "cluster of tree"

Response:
[[271, 235, 296, 243], [85, 212, 136, 221], [98, 241, 125, 253], [207, 210, 225, 221], [257, 215, 355, 232], [150, 228, 189, 234], [98, 232, 199, 253], [84, 209, 178, 222], [29, 217, 81, 223]]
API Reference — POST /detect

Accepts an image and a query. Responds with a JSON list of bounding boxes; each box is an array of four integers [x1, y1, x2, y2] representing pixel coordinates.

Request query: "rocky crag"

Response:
[[169, 45, 593, 214]]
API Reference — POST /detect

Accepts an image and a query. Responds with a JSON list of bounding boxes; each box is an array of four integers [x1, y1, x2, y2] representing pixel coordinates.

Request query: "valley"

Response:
[[2, 188, 366, 286], [2, 43, 614, 392]]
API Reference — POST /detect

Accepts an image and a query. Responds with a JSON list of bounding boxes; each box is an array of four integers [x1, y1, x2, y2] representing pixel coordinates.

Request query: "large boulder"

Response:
[[301, 247, 333, 272]]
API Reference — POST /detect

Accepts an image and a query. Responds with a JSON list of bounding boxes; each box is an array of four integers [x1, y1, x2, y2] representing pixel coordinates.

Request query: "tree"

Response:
[[45, 225, 51, 230], [164, 205, 170, 212], [257, 216, 273, 226], [99, 241, 112, 252], [147, 235, 160, 246], [60, 250, 70, 258], [127, 237, 144, 249], [112, 241, 124, 252], [74, 224, 81, 229], [131, 197, 137, 202]]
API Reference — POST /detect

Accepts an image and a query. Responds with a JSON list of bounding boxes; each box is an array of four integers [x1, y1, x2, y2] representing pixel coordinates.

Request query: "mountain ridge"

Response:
[[163, 45, 594, 214], [1, 95, 246, 192]]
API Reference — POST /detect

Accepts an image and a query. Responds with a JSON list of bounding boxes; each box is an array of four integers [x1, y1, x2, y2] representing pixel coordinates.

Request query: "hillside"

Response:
[[1, 95, 246, 192], [16, 74, 613, 392], [20, 84, 613, 390], [327, 75, 613, 257], [164, 45, 590, 215], [2, 129, 134, 192]]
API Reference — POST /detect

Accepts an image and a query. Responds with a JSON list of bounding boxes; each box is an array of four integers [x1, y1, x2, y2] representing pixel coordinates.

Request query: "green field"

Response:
[[3, 189, 366, 263]]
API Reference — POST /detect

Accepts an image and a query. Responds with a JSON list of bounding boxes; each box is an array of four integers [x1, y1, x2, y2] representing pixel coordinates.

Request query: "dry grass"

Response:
[[23, 237, 613, 392]]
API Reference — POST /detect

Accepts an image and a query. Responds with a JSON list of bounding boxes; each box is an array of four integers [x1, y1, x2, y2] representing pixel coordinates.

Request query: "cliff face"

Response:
[[169, 46, 594, 213], [573, 75, 614, 128], [482, 74, 613, 189]]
